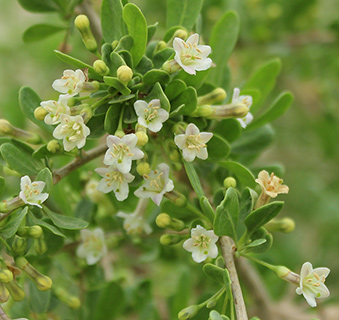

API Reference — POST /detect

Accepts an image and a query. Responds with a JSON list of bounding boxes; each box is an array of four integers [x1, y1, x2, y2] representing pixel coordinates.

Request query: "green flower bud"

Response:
[[173, 29, 188, 40], [160, 234, 184, 246], [54, 287, 81, 309], [0, 269, 13, 284], [68, 296, 81, 309], [34, 107, 48, 121], [93, 60, 110, 76], [223, 177, 237, 189], [136, 162, 151, 176], [74, 15, 98, 53], [0, 282, 10, 303], [80, 106, 93, 123], [81, 81, 100, 92], [12, 236, 27, 255], [156, 213, 185, 231], [112, 40, 119, 50], [0, 119, 13, 135], [27, 225, 43, 239], [164, 190, 187, 207], [155, 40, 167, 52], [5, 281, 25, 301], [169, 150, 180, 162], [47, 140, 62, 153], [162, 59, 181, 74], [190, 105, 213, 117], [117, 65, 133, 84], [271, 265, 300, 285], [34, 238, 47, 255], [135, 131, 148, 146], [197, 88, 227, 106], [178, 305, 200, 320], [15, 257, 53, 291], [265, 217, 295, 233], [209, 105, 249, 119]]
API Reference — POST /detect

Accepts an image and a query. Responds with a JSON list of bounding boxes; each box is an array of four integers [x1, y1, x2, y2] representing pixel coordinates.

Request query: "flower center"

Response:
[[144, 102, 159, 124], [143, 170, 165, 192], [304, 272, 326, 297], [186, 134, 206, 150], [180, 42, 202, 65], [110, 143, 134, 163], [192, 234, 211, 254], [105, 171, 123, 191]]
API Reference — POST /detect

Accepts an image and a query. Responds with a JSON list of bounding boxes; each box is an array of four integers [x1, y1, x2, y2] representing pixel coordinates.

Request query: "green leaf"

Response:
[[35, 168, 53, 193], [160, 200, 196, 222], [0, 143, 43, 176], [104, 104, 123, 134], [103, 76, 131, 95], [146, 82, 171, 112], [153, 48, 175, 69], [214, 187, 239, 240], [244, 202, 284, 237], [0, 177, 5, 199], [166, 0, 203, 30], [244, 227, 273, 254], [213, 119, 242, 143], [183, 161, 204, 198], [86, 114, 106, 139], [23, 24, 66, 43], [239, 188, 257, 222], [43, 207, 88, 230], [123, 3, 147, 66], [231, 125, 275, 155], [114, 35, 134, 52], [119, 50, 133, 68], [207, 133, 230, 161], [101, 0, 127, 43], [165, 79, 187, 101], [19, 87, 53, 132], [143, 70, 170, 86], [218, 161, 257, 189], [18, 0, 59, 12], [210, 310, 230, 320], [243, 59, 281, 114], [174, 69, 209, 89], [203, 263, 225, 285], [109, 52, 126, 77], [248, 92, 294, 130], [199, 197, 215, 222], [29, 282, 51, 313], [207, 11, 240, 87], [29, 213, 66, 238], [0, 208, 28, 238], [135, 56, 153, 75], [147, 22, 158, 43], [101, 43, 114, 76], [243, 238, 267, 248], [171, 87, 197, 115]]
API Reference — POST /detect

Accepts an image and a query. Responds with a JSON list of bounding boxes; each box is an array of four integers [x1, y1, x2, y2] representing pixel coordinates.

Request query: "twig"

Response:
[[219, 236, 248, 320], [53, 144, 107, 184], [0, 306, 10, 320]]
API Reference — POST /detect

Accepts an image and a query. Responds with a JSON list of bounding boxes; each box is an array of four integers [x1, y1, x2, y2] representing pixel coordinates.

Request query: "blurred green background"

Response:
[[0, 0, 338, 317]]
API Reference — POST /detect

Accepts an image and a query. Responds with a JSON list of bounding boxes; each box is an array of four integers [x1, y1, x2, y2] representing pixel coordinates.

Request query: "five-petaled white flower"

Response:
[[134, 163, 174, 206], [40, 94, 71, 125], [53, 114, 90, 152], [173, 33, 212, 75], [117, 211, 152, 235], [104, 134, 144, 174], [183, 225, 219, 263], [95, 164, 135, 201], [174, 123, 213, 162], [296, 262, 330, 307], [76, 228, 107, 265], [134, 99, 169, 133], [255, 170, 289, 198], [19, 175, 49, 208], [231, 88, 253, 128], [52, 69, 86, 96]]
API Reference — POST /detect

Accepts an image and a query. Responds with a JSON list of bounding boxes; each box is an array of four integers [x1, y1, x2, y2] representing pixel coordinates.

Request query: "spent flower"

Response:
[[19, 176, 49, 208], [52, 69, 86, 96], [256, 170, 289, 198]]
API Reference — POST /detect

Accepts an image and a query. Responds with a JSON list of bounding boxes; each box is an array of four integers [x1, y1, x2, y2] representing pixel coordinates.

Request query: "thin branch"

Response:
[[0, 306, 11, 320], [219, 236, 248, 320], [53, 144, 107, 184]]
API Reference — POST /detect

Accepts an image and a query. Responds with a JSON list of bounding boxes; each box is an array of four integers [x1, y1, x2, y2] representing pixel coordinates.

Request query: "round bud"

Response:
[[117, 65, 133, 84], [173, 29, 188, 40], [136, 162, 151, 176], [0, 270, 13, 284], [34, 238, 47, 255], [155, 213, 172, 228], [223, 177, 237, 189], [68, 296, 81, 309], [93, 60, 110, 76], [160, 234, 183, 246], [34, 107, 48, 121], [27, 226, 43, 239], [47, 140, 62, 153], [155, 41, 167, 52], [74, 15, 90, 31], [74, 15, 97, 52], [0, 119, 13, 135], [12, 237, 27, 255], [135, 131, 148, 146]]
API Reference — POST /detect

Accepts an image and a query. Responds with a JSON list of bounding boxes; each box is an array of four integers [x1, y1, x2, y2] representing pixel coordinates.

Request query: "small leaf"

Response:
[[243, 238, 267, 248], [244, 228, 273, 254], [18, 0, 58, 12], [166, 0, 203, 31], [43, 207, 88, 230], [135, 56, 153, 75], [171, 87, 197, 115], [143, 70, 170, 86], [104, 104, 123, 134], [35, 168, 53, 193], [101, 0, 127, 43], [0, 177, 5, 199], [119, 50, 133, 68], [23, 24, 66, 43], [109, 94, 135, 104], [213, 119, 242, 143], [165, 79, 187, 101], [203, 263, 225, 285], [214, 187, 239, 240], [210, 310, 230, 320], [103, 76, 131, 95], [153, 48, 175, 69], [218, 161, 257, 189], [109, 52, 126, 77], [244, 202, 284, 237], [207, 133, 230, 161], [29, 213, 66, 238], [0, 208, 28, 238], [199, 197, 215, 222], [239, 187, 257, 222], [123, 3, 147, 66], [146, 82, 170, 112], [183, 161, 205, 198], [147, 22, 158, 43]]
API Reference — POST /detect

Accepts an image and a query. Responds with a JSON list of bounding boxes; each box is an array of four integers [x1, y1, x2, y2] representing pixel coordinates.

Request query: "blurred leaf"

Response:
[[245, 202, 283, 237], [18, 0, 59, 12], [29, 281, 51, 313], [207, 11, 239, 87], [165, 79, 187, 100], [123, 3, 147, 66], [103, 76, 131, 95], [0, 177, 5, 199], [23, 24, 66, 43], [147, 22, 158, 43], [19, 86, 53, 132], [214, 187, 239, 240], [143, 70, 170, 86], [183, 161, 204, 198], [43, 229, 64, 255], [104, 104, 123, 134], [203, 263, 225, 285], [74, 198, 95, 221], [86, 114, 106, 139], [29, 213, 66, 238], [171, 87, 197, 115], [101, 0, 127, 43], [43, 206, 88, 230], [146, 82, 170, 112], [248, 92, 293, 130], [213, 119, 242, 143], [243, 59, 281, 114], [210, 310, 230, 320], [160, 200, 196, 221], [35, 168, 53, 193], [166, 0, 203, 31], [207, 133, 230, 161], [0, 208, 28, 238], [218, 161, 256, 189]]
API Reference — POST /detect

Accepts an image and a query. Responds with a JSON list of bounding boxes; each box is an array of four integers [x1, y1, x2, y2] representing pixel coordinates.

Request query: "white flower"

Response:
[[19, 175, 49, 208], [117, 211, 152, 235], [103, 134, 144, 174], [296, 262, 330, 307], [52, 69, 86, 96], [231, 88, 253, 128], [95, 165, 135, 201], [183, 225, 219, 263], [134, 99, 169, 133], [53, 114, 90, 152], [134, 163, 174, 206], [40, 94, 71, 125], [173, 33, 212, 75], [76, 228, 107, 265], [174, 123, 213, 162]]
